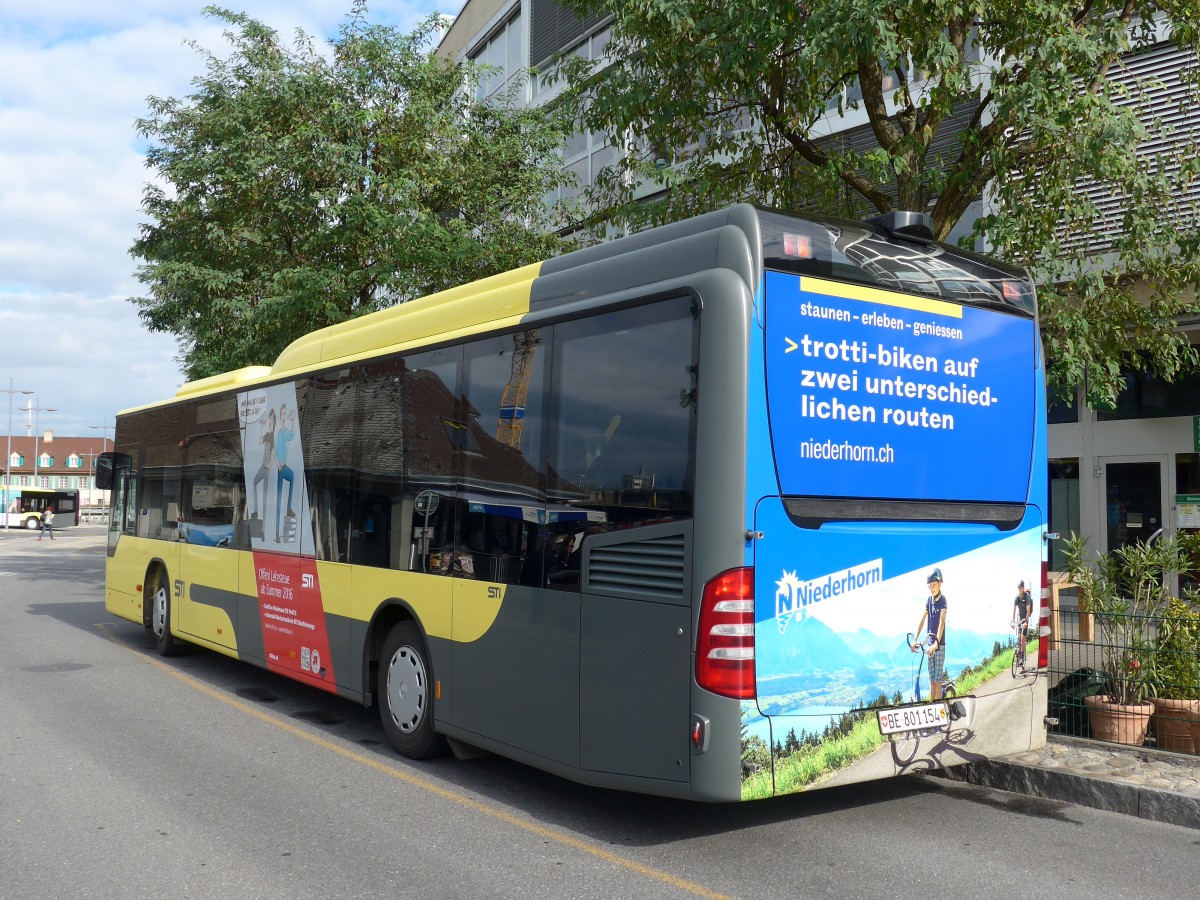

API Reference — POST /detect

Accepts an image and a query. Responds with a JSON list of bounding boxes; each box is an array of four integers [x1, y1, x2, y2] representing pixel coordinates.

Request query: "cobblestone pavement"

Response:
[[1007, 737, 1200, 796], [944, 734, 1200, 829]]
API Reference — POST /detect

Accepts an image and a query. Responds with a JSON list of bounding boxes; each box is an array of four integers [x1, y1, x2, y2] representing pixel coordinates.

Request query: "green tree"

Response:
[[133, 4, 571, 380], [563, 1, 1200, 404], [783, 727, 801, 755]]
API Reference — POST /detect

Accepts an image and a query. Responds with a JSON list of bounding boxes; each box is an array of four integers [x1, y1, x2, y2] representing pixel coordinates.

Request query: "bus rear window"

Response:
[[758, 209, 1036, 317]]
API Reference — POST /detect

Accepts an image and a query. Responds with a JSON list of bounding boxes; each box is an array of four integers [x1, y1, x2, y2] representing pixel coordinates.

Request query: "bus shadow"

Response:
[[439, 755, 951, 844], [27, 597, 948, 846]]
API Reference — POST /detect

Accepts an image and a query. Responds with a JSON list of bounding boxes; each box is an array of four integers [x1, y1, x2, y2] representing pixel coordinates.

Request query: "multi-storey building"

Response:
[[438, 1, 1200, 572], [3, 435, 113, 511]]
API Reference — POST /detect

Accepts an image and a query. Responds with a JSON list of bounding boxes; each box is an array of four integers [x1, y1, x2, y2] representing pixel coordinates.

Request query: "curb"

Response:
[[941, 754, 1200, 830]]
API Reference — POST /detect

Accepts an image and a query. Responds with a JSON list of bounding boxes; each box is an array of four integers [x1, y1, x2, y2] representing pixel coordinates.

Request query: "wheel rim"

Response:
[[152, 584, 168, 639], [386, 645, 427, 734]]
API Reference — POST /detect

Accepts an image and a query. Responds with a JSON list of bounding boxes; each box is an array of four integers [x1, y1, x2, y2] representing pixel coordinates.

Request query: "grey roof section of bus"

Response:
[[529, 204, 763, 312]]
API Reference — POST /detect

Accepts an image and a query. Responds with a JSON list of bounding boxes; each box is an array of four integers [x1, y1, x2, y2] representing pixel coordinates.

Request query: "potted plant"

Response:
[[1147, 596, 1200, 754], [1061, 534, 1189, 745]]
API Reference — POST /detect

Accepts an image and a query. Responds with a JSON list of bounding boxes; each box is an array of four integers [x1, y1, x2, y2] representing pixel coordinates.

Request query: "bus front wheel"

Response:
[[25, 516, 40, 530], [148, 567, 181, 657], [378, 621, 445, 759]]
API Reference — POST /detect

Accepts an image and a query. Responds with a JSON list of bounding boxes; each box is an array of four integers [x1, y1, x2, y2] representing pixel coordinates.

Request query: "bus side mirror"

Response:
[[95, 452, 130, 490]]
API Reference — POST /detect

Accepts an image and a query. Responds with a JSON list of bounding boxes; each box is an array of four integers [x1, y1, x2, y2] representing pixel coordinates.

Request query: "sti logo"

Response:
[[302, 573, 314, 590]]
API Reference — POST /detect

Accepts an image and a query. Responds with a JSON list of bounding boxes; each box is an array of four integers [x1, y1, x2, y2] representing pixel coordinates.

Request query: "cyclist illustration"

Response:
[[1011, 579, 1033, 675], [911, 568, 948, 700]]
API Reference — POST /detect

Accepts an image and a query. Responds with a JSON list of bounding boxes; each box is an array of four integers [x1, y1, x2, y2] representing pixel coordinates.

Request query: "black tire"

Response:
[[378, 621, 446, 759], [147, 566, 181, 657], [25, 516, 40, 530]]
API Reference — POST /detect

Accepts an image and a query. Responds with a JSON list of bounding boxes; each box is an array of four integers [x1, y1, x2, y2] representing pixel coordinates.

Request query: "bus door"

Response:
[[177, 472, 242, 649], [449, 501, 582, 768]]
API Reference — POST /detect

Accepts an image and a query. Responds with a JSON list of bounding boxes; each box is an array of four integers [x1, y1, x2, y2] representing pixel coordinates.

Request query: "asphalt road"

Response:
[[2, 527, 1198, 899]]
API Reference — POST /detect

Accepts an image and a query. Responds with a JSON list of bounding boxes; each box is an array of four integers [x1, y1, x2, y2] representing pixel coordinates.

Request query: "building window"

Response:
[[840, 58, 910, 112], [39, 476, 50, 488], [67, 454, 81, 468], [39, 453, 53, 468], [1048, 388, 1080, 424], [9, 453, 22, 468], [58, 476, 69, 489], [470, 13, 526, 101], [1048, 459, 1080, 572], [533, 25, 610, 98], [557, 128, 615, 203], [1095, 356, 1200, 420]]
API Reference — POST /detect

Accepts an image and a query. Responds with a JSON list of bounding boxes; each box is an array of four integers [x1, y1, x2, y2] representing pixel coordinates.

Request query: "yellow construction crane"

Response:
[[496, 329, 539, 449]]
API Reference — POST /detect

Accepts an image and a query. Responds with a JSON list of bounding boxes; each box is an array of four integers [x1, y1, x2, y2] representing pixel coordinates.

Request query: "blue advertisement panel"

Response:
[[765, 272, 1037, 502]]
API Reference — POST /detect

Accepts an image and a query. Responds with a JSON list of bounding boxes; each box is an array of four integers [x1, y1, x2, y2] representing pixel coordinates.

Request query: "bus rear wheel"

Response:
[[378, 621, 445, 759], [148, 566, 181, 657]]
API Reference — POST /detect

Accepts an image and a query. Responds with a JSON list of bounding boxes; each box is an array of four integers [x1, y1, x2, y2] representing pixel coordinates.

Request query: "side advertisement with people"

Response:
[[236, 383, 334, 691]]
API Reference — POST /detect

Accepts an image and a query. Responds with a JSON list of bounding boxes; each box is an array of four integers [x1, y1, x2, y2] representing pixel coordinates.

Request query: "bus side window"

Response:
[[548, 300, 698, 531]]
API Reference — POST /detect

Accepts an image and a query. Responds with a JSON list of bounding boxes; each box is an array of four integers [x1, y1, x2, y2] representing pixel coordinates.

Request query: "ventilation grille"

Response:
[[586, 532, 688, 603], [529, 0, 607, 68], [1060, 42, 1200, 254]]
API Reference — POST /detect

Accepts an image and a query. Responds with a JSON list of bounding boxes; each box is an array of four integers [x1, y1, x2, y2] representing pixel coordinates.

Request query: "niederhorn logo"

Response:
[[775, 559, 883, 633]]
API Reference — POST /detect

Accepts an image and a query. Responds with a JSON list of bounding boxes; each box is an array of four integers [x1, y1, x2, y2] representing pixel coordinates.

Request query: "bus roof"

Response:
[[125, 204, 1032, 415]]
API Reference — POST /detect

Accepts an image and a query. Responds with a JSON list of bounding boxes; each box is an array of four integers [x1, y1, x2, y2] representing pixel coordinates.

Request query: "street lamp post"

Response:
[[25, 399, 57, 485], [89, 419, 114, 512], [3, 380, 34, 530], [89, 418, 113, 445]]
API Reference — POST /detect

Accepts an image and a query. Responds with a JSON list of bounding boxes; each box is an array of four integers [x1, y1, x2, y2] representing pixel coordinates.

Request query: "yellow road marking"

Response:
[[97, 624, 732, 900]]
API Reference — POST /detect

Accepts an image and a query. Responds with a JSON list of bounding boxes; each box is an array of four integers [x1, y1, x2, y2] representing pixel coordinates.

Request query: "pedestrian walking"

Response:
[[38, 505, 55, 541]]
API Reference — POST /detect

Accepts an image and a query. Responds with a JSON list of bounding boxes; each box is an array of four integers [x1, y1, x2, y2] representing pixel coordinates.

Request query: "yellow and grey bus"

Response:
[[99, 205, 1049, 801]]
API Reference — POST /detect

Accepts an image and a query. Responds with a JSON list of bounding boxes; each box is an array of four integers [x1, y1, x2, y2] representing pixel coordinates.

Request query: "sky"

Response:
[[0, 0, 442, 442]]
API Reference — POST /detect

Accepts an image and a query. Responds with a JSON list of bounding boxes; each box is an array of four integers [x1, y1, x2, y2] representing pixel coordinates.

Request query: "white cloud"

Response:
[[0, 1, 443, 440]]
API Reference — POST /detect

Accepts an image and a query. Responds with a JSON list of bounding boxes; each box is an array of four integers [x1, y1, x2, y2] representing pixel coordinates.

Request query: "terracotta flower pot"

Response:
[[1188, 707, 1200, 757], [1150, 697, 1200, 754], [1084, 695, 1155, 746]]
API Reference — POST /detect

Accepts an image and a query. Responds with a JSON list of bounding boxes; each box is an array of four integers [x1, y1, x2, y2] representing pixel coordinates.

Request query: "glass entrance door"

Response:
[[1100, 457, 1167, 553]]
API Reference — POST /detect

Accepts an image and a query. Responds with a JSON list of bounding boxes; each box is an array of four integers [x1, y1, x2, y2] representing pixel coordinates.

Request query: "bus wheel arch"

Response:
[[145, 562, 181, 657], [376, 613, 446, 759], [24, 515, 40, 530]]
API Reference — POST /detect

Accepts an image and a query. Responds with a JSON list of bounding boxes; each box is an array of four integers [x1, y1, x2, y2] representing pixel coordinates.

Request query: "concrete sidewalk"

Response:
[[0, 524, 108, 554], [943, 734, 1200, 830]]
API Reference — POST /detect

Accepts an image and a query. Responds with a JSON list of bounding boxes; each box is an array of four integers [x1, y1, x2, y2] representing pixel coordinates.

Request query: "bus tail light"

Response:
[[696, 568, 755, 699], [1037, 561, 1050, 670]]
